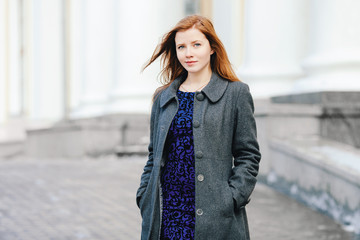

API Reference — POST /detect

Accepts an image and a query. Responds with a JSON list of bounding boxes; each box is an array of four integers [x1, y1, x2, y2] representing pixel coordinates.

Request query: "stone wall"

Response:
[[255, 91, 360, 234], [25, 114, 149, 158], [271, 91, 360, 148]]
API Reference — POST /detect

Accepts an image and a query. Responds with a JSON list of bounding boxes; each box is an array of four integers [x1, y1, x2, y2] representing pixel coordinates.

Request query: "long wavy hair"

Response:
[[143, 15, 240, 100]]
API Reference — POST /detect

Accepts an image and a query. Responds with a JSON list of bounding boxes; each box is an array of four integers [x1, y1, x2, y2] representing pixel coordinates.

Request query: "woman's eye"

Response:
[[194, 43, 201, 47], [178, 46, 184, 49]]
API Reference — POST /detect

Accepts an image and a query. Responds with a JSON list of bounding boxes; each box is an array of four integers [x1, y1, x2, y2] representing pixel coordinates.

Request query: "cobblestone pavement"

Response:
[[0, 156, 355, 240]]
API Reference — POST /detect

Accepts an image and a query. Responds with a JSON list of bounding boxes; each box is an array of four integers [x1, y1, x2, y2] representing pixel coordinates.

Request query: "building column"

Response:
[[8, 0, 23, 119], [0, 0, 9, 124], [0, 0, 22, 124], [238, 0, 308, 98], [212, 0, 244, 68], [69, 0, 115, 118], [22, 0, 64, 121], [293, 0, 360, 92], [106, 0, 185, 114]]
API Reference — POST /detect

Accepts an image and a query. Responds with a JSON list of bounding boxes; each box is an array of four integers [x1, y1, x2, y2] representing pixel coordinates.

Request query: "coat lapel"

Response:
[[159, 77, 183, 108], [201, 72, 229, 103]]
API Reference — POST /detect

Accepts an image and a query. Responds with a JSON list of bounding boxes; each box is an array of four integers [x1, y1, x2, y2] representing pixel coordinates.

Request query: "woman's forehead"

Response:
[[175, 28, 207, 44]]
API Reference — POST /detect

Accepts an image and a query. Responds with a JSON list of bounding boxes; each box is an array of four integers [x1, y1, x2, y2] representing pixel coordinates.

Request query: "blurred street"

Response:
[[0, 156, 354, 240]]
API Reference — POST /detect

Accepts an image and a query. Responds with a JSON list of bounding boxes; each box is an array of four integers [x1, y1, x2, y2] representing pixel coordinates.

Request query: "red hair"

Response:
[[143, 15, 240, 99]]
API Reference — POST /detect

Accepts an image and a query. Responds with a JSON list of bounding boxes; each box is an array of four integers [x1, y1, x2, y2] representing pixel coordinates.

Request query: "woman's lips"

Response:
[[186, 61, 197, 66]]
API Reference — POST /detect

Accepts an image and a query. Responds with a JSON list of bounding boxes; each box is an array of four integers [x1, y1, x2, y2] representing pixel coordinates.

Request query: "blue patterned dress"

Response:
[[160, 90, 196, 240]]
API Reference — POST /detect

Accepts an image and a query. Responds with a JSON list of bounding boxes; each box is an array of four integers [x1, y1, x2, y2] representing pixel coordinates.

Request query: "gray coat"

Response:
[[136, 72, 261, 240]]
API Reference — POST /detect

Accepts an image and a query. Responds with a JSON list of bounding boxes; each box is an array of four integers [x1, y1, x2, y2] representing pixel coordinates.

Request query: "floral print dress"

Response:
[[160, 90, 196, 240]]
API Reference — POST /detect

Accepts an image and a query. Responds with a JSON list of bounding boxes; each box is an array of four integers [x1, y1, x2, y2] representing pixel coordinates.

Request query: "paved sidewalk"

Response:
[[0, 156, 355, 240]]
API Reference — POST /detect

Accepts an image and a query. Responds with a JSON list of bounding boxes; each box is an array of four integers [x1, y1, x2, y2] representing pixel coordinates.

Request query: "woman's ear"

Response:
[[210, 49, 214, 55]]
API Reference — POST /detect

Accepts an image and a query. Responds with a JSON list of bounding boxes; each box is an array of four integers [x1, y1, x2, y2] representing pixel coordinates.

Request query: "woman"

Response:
[[136, 15, 261, 240]]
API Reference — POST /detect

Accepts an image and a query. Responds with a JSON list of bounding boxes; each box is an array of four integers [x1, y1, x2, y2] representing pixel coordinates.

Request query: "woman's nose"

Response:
[[185, 48, 193, 57]]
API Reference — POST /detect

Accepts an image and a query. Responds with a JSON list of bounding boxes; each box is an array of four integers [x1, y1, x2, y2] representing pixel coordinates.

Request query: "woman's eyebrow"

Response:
[[176, 40, 203, 46]]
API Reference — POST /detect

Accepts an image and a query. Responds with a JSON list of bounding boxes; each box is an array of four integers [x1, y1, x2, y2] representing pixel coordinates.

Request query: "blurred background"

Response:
[[0, 0, 360, 239]]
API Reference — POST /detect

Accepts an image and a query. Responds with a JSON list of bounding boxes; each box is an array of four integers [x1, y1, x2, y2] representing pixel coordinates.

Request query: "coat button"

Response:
[[193, 120, 200, 128], [197, 174, 204, 182], [196, 209, 203, 216], [195, 151, 203, 159], [196, 93, 205, 101]]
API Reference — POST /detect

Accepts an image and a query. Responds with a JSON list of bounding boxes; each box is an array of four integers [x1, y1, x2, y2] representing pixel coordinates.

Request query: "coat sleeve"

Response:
[[229, 83, 261, 210], [136, 96, 159, 208]]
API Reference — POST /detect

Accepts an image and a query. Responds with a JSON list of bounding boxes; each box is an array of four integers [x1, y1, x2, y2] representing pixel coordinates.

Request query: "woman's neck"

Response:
[[182, 68, 212, 92]]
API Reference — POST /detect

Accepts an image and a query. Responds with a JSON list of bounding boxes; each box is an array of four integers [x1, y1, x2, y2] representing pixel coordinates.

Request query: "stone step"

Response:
[[267, 136, 360, 234], [24, 114, 149, 158], [0, 140, 24, 159], [115, 145, 148, 157]]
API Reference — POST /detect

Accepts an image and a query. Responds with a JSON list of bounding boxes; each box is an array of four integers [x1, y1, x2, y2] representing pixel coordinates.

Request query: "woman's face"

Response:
[[175, 27, 214, 75]]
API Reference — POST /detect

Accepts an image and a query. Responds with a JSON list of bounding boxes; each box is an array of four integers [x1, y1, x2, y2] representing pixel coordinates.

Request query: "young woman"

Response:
[[136, 15, 261, 240]]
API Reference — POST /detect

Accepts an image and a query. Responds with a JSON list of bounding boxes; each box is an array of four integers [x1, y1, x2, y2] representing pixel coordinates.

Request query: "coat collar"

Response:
[[160, 72, 229, 108]]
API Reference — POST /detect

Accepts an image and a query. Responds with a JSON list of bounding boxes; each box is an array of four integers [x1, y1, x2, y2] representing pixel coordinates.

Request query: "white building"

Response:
[[1, 0, 360, 124], [1, 0, 360, 234]]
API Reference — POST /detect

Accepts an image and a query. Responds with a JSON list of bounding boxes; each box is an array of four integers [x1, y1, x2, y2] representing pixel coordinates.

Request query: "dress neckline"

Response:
[[177, 89, 197, 94]]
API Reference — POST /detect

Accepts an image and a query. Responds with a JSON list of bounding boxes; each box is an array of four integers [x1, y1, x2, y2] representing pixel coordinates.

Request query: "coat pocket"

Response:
[[221, 183, 235, 218], [139, 187, 151, 218], [138, 191, 146, 210], [139, 175, 154, 217]]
